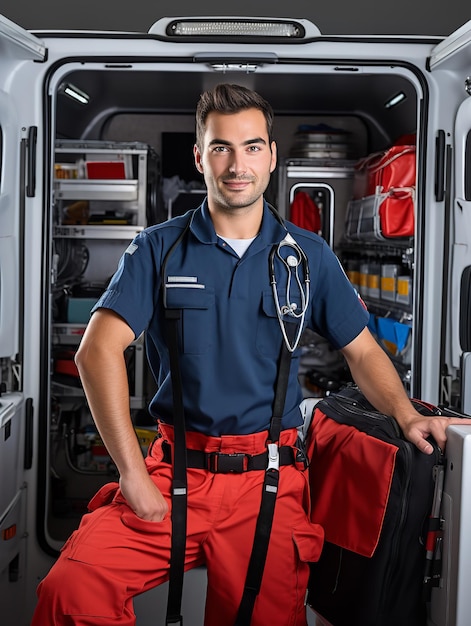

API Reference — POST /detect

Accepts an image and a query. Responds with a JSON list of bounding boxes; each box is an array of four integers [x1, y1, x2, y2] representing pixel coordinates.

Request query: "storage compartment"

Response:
[[47, 139, 159, 541], [278, 159, 355, 250], [54, 140, 161, 227]]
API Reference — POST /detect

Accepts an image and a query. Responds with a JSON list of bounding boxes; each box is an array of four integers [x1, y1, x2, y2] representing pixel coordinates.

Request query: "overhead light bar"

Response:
[[385, 91, 406, 109], [59, 83, 90, 105], [149, 17, 321, 39], [169, 20, 304, 37]]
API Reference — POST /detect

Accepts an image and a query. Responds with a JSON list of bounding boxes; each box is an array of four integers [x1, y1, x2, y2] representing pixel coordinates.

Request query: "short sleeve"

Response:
[[91, 231, 160, 338]]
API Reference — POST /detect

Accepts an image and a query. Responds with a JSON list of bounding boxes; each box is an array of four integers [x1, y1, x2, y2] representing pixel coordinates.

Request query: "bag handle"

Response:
[[368, 146, 416, 175]]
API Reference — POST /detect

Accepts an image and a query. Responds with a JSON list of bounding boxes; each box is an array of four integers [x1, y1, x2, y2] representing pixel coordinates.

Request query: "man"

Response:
[[32, 83, 470, 626]]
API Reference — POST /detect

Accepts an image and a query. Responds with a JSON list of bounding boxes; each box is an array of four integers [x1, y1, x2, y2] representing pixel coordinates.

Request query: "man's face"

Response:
[[194, 108, 277, 213]]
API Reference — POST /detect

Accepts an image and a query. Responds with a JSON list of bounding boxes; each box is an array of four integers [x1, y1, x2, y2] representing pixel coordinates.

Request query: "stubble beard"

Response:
[[214, 176, 266, 213]]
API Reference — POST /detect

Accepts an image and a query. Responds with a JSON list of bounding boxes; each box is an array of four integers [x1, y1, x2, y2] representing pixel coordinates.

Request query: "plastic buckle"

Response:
[[208, 452, 249, 473], [267, 443, 280, 471]]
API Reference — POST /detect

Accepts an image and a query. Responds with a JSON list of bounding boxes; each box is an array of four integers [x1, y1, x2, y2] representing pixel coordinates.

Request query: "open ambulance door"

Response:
[[0, 12, 46, 621], [428, 21, 471, 413], [0, 15, 45, 358], [428, 22, 471, 626]]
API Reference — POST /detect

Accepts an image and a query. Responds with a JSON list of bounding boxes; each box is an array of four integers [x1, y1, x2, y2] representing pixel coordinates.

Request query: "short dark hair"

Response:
[[195, 83, 274, 150]]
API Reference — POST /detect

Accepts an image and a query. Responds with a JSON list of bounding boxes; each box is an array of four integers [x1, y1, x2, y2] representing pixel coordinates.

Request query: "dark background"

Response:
[[1, 0, 470, 36]]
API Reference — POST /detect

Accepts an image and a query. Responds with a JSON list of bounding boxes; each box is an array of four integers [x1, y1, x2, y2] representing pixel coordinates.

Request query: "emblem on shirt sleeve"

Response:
[[125, 242, 138, 255]]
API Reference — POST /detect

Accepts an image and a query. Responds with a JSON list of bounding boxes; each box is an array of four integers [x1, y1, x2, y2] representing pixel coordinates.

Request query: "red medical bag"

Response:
[[349, 142, 416, 239]]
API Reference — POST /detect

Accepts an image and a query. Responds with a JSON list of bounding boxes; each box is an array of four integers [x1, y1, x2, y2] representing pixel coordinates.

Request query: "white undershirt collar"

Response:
[[218, 235, 257, 258]]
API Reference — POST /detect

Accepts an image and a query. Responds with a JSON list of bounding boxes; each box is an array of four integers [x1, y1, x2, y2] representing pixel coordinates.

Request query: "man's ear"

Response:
[[194, 144, 204, 174], [270, 141, 277, 173]]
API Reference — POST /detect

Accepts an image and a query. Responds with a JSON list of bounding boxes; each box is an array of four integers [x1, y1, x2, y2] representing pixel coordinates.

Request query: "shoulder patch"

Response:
[[125, 243, 138, 255]]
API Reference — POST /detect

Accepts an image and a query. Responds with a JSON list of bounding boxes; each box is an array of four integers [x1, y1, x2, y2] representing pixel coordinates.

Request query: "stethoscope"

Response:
[[161, 206, 311, 353], [269, 231, 310, 353]]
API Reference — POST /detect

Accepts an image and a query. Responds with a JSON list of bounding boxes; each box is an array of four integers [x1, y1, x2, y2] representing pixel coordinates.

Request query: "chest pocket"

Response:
[[165, 285, 215, 354], [257, 290, 303, 358]]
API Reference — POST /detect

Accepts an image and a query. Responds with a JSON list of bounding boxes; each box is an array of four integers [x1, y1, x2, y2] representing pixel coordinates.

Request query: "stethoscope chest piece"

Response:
[[286, 255, 299, 268]]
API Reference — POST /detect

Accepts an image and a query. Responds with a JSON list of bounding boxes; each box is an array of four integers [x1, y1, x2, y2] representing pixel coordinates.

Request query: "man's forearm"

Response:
[[341, 328, 415, 428], [78, 348, 147, 475]]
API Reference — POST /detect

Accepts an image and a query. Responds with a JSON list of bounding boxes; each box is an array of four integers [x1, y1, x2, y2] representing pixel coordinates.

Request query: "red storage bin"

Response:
[[86, 160, 127, 179]]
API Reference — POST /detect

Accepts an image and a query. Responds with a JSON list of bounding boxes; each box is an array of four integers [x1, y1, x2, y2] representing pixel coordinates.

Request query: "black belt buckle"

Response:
[[208, 452, 249, 473]]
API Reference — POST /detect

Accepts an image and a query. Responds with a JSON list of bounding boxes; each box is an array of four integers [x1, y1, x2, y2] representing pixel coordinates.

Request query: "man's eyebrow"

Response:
[[208, 137, 267, 147]]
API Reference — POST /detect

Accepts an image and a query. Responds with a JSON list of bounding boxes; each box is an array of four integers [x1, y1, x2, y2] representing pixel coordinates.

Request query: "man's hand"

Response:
[[119, 472, 169, 521], [400, 412, 471, 455], [341, 328, 471, 455]]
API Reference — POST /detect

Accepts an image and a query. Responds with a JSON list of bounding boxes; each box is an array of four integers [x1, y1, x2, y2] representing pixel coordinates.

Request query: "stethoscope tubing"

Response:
[[269, 235, 310, 353]]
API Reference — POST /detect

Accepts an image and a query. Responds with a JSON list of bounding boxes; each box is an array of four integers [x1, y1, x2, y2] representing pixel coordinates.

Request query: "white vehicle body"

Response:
[[0, 14, 470, 625]]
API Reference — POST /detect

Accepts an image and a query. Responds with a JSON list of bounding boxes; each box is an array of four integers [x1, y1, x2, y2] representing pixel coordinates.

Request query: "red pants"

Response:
[[32, 425, 323, 625]]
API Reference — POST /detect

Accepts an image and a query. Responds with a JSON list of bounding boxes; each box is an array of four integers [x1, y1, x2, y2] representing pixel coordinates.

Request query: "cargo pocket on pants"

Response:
[[62, 486, 128, 619], [61, 558, 127, 618], [293, 519, 325, 564]]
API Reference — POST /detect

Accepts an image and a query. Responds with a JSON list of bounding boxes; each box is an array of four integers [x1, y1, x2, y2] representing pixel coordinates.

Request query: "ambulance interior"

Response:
[[45, 64, 419, 548]]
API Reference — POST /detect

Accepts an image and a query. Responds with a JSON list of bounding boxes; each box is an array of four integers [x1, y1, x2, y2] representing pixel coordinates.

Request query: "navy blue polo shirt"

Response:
[[92, 200, 369, 435]]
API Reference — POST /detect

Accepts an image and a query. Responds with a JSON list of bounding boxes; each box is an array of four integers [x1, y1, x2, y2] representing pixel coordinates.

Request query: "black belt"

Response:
[[161, 440, 296, 473]]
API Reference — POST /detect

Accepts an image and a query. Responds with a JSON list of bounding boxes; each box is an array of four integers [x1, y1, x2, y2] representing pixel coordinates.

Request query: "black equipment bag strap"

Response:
[[162, 217, 194, 626], [234, 325, 295, 626], [269, 327, 295, 444], [164, 309, 188, 626]]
